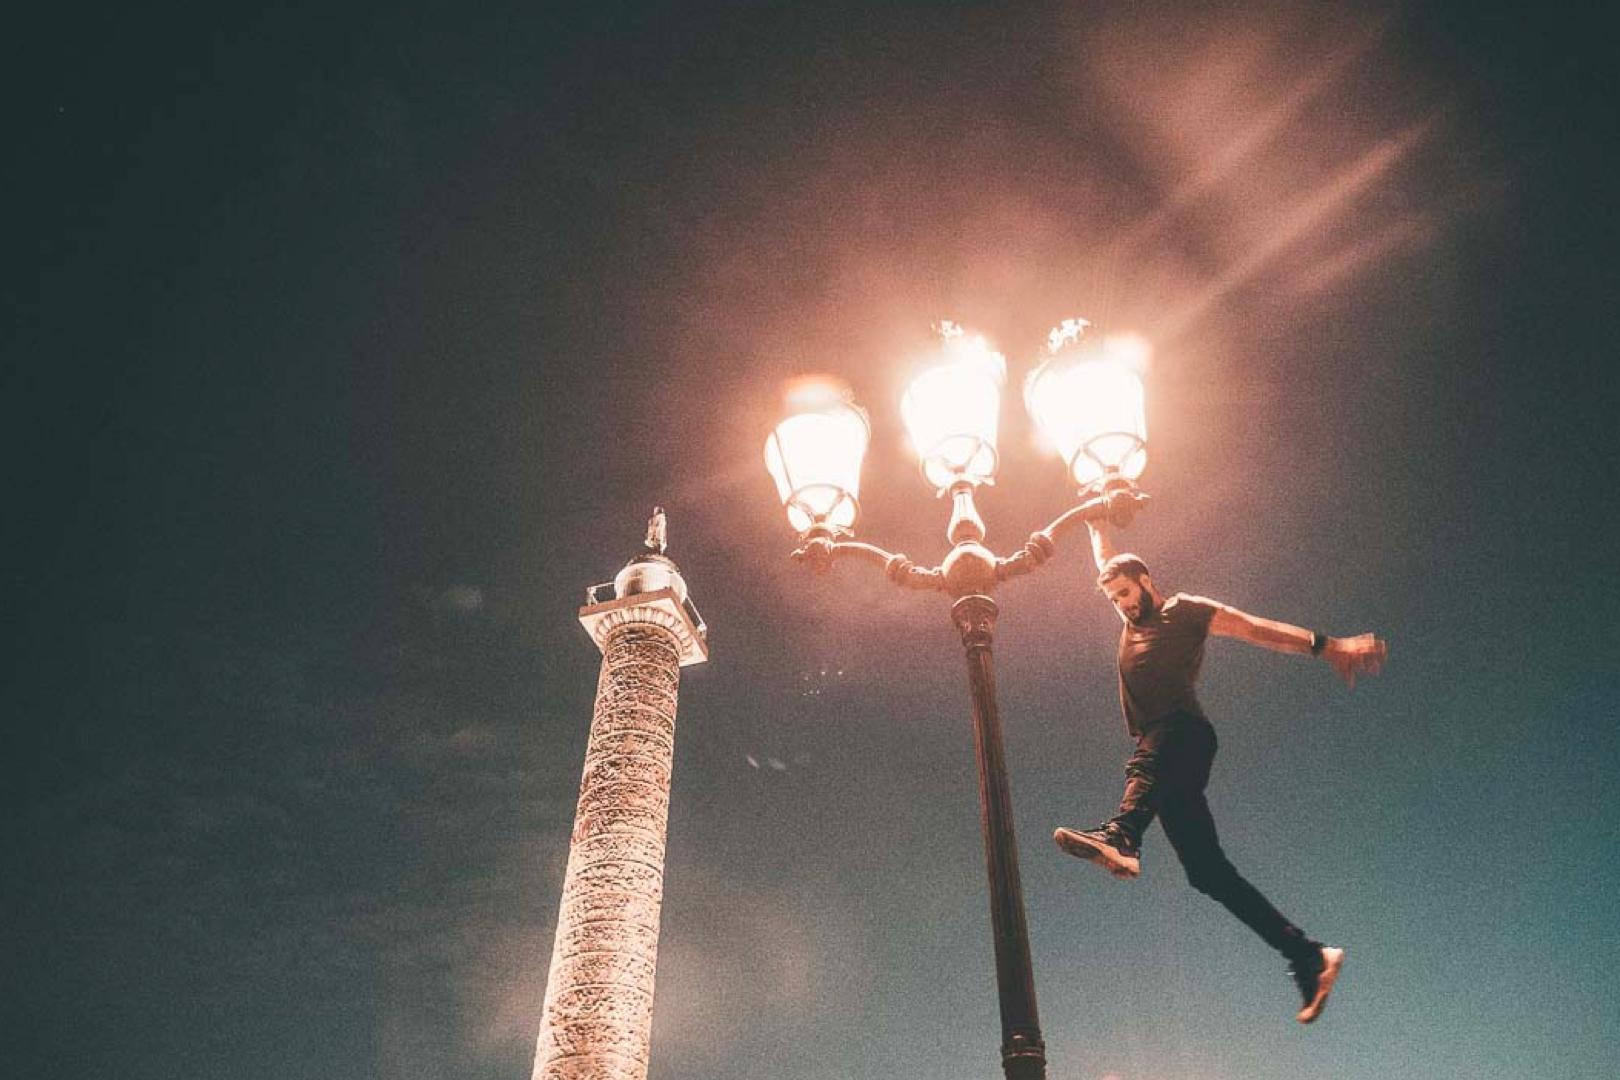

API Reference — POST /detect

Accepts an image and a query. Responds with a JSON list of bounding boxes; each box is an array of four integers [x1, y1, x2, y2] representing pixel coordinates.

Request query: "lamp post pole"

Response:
[[769, 321, 1152, 1080], [954, 592, 1043, 1079]]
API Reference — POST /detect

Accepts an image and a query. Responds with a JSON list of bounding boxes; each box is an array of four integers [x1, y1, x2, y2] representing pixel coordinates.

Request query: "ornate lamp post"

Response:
[[763, 320, 1150, 1080]]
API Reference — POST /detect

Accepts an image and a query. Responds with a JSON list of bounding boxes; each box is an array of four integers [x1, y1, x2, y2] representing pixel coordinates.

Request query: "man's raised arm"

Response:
[[1206, 601, 1389, 689], [1085, 519, 1117, 575]]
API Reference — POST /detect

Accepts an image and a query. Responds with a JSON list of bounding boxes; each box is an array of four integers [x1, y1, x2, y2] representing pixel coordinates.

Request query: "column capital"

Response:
[[580, 588, 709, 666]]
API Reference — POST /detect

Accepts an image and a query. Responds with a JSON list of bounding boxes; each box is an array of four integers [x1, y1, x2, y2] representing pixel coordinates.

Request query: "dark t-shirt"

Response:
[[1117, 593, 1221, 736]]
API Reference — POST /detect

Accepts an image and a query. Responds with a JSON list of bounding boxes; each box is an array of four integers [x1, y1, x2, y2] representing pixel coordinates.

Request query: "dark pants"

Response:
[[1111, 714, 1313, 962]]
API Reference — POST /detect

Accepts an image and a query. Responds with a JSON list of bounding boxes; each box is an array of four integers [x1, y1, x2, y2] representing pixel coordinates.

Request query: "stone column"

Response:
[[534, 512, 706, 1080]]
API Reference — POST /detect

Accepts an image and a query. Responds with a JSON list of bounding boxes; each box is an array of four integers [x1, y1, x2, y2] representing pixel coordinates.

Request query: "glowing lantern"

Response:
[[1025, 327, 1148, 488], [764, 388, 871, 534], [900, 323, 1006, 491]]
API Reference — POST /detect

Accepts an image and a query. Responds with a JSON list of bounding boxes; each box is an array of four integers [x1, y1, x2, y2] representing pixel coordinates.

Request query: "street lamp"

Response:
[[1025, 322, 1149, 488], [901, 321, 1005, 492], [763, 320, 1150, 1080], [763, 383, 870, 535]]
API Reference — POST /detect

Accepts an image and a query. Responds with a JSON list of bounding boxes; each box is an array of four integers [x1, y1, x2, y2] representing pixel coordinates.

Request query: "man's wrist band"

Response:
[[1310, 631, 1328, 656]]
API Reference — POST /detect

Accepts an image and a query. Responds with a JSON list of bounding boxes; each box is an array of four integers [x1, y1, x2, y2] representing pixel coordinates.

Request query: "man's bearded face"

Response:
[[1105, 575, 1158, 624]]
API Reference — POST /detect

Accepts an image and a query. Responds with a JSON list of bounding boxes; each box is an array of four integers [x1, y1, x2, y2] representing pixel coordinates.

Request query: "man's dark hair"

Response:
[[1097, 553, 1151, 590]]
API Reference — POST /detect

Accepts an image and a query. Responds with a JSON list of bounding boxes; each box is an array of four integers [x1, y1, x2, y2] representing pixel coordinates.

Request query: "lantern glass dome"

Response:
[[901, 326, 1005, 491], [764, 397, 871, 534], [1026, 333, 1148, 488]]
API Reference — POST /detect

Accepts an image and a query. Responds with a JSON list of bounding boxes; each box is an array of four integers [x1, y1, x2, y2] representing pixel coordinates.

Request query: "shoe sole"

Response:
[[1053, 827, 1140, 878], [1296, 946, 1345, 1024]]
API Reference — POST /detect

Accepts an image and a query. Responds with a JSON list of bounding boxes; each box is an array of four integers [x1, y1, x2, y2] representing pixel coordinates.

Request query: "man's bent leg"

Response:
[[1054, 726, 1171, 876], [1058, 718, 1201, 878], [1109, 725, 1175, 844]]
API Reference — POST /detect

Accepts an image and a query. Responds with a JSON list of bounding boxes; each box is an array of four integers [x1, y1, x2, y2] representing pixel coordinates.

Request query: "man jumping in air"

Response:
[[1055, 488, 1387, 1024]]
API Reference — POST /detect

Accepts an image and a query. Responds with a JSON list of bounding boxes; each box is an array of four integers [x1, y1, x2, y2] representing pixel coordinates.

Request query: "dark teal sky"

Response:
[[8, 3, 1617, 1078]]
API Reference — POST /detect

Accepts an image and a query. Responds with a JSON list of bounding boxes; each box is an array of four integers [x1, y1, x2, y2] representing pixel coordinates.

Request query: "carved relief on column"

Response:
[[534, 622, 682, 1080]]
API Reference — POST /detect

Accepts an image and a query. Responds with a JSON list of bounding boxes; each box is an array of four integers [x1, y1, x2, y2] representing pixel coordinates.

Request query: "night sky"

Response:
[[9, 3, 1618, 1079]]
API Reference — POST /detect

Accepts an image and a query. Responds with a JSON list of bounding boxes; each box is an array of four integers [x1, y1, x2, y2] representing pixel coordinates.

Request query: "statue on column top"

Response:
[[645, 506, 667, 554]]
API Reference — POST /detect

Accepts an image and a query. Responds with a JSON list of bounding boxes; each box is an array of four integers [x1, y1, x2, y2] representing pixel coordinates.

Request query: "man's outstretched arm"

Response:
[[1207, 602, 1388, 688]]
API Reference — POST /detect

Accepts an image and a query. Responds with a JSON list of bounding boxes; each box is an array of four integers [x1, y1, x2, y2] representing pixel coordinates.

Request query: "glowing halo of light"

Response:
[[901, 324, 1006, 492], [1025, 327, 1149, 489], [764, 380, 871, 534]]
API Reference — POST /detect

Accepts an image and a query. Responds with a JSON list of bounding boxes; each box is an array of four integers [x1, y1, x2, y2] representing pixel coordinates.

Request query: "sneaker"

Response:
[[1289, 944, 1345, 1024], [1053, 823, 1141, 878]]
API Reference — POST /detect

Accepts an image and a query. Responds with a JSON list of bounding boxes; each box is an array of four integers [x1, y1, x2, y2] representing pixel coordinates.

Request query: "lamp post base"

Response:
[[1003, 1034, 1048, 1080]]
